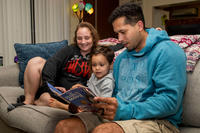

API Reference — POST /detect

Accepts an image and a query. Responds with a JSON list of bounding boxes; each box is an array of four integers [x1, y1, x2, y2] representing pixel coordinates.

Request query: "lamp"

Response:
[[72, 0, 94, 23]]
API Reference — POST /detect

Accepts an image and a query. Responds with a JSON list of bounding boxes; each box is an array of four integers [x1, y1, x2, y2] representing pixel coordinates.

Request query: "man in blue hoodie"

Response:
[[55, 2, 186, 133]]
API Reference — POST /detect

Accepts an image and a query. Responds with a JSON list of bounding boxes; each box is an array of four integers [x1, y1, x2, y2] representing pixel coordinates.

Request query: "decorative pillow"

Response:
[[170, 35, 200, 72], [184, 43, 200, 72], [14, 40, 68, 86], [170, 35, 200, 49], [98, 38, 120, 46]]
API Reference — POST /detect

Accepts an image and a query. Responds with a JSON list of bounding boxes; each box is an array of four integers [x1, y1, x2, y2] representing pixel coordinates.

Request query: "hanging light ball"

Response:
[[87, 8, 94, 15], [79, 1, 85, 11], [72, 3, 79, 12], [85, 3, 93, 12]]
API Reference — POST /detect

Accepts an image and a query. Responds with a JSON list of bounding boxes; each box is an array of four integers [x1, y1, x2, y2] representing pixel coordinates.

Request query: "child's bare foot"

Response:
[[49, 98, 69, 111], [34, 92, 51, 106]]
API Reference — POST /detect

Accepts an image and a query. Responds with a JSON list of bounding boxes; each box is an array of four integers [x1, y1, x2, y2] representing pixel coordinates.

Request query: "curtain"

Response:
[[0, 0, 31, 66], [34, 0, 70, 43], [0, 0, 70, 66]]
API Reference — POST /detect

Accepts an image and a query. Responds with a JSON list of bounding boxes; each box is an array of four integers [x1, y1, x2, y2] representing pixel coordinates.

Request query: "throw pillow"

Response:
[[170, 35, 200, 72], [98, 38, 120, 46], [14, 40, 68, 87], [170, 35, 200, 49]]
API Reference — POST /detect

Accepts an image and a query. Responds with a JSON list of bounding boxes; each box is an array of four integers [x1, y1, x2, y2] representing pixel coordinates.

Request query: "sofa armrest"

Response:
[[0, 65, 20, 86]]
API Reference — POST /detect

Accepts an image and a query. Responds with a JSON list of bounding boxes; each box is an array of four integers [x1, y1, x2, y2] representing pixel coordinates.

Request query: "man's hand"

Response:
[[93, 97, 118, 121]]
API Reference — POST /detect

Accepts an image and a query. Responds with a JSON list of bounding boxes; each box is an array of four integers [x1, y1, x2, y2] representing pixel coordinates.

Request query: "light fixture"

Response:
[[72, 0, 94, 23]]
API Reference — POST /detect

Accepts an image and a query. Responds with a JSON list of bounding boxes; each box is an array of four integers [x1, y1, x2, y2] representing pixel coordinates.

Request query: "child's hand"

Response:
[[55, 87, 67, 93], [71, 84, 86, 90]]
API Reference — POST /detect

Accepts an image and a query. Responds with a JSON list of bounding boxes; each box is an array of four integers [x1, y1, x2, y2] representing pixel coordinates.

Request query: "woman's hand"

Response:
[[55, 87, 67, 93], [93, 97, 118, 121]]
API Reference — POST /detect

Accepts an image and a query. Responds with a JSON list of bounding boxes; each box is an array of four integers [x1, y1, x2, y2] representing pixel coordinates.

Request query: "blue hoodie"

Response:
[[113, 28, 187, 128]]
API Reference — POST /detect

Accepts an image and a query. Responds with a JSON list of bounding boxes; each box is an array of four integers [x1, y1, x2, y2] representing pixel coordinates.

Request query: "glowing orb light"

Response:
[[79, 1, 85, 11], [87, 8, 94, 14], [72, 3, 79, 12], [85, 3, 93, 12]]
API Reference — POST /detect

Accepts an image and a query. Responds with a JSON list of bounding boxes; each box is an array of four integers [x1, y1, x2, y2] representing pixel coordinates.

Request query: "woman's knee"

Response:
[[26, 57, 46, 72], [27, 57, 46, 67], [34, 92, 51, 106]]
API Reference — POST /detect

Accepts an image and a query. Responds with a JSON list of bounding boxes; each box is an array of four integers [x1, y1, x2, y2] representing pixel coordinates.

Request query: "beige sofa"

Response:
[[0, 62, 200, 133], [0, 65, 72, 133]]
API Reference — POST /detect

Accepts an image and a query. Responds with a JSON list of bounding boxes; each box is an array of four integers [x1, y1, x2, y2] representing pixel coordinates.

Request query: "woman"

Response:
[[12, 22, 99, 108]]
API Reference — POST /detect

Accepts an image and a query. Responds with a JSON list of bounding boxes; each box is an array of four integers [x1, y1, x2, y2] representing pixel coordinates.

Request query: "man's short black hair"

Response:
[[109, 2, 145, 27]]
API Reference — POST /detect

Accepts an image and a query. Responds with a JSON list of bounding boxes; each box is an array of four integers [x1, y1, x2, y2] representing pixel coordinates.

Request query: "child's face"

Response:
[[91, 54, 110, 79]]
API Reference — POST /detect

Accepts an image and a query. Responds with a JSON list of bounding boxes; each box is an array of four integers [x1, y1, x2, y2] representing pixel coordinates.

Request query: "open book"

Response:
[[47, 82, 98, 112]]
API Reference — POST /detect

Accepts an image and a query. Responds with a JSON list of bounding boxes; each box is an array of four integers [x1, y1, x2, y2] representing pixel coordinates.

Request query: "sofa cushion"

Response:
[[180, 127, 200, 133], [0, 65, 19, 86], [14, 40, 68, 87], [0, 86, 71, 133], [182, 61, 200, 127]]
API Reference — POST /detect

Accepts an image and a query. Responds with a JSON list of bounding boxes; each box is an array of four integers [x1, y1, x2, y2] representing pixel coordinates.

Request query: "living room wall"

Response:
[[142, 0, 199, 28], [119, 0, 198, 28]]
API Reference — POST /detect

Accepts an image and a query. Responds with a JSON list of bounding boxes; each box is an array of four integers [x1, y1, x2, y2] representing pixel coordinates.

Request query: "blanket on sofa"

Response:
[[170, 35, 200, 72]]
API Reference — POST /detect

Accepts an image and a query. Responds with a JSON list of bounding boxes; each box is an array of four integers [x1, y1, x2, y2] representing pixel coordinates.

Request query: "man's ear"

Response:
[[137, 20, 144, 31]]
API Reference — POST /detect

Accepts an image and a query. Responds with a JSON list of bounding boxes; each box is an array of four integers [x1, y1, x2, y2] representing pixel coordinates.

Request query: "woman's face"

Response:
[[76, 27, 93, 55]]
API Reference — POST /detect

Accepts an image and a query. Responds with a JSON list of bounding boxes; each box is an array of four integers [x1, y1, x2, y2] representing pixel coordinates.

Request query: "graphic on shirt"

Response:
[[64, 58, 90, 78], [117, 56, 148, 102]]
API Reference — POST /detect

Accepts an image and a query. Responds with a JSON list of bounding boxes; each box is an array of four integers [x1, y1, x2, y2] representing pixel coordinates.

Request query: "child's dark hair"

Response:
[[91, 45, 114, 65]]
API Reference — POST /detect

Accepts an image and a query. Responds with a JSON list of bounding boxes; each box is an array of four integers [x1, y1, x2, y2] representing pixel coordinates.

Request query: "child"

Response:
[[49, 45, 115, 111]]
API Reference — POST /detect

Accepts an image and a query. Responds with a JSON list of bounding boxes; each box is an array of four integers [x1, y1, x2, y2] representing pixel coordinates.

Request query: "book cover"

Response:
[[47, 82, 98, 112]]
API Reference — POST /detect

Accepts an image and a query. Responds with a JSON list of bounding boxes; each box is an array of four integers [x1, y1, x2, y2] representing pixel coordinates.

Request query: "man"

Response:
[[55, 2, 186, 133]]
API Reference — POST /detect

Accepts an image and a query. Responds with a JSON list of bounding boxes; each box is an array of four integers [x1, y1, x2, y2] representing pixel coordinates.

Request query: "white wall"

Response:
[[119, 0, 198, 28], [143, 0, 198, 28]]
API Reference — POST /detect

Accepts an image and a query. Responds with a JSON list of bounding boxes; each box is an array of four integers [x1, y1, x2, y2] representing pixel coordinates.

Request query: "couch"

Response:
[[1, 36, 200, 133], [0, 61, 200, 133], [0, 65, 73, 133]]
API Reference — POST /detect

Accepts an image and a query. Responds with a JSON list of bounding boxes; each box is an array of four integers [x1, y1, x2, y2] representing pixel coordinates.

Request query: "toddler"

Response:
[[49, 45, 115, 111]]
